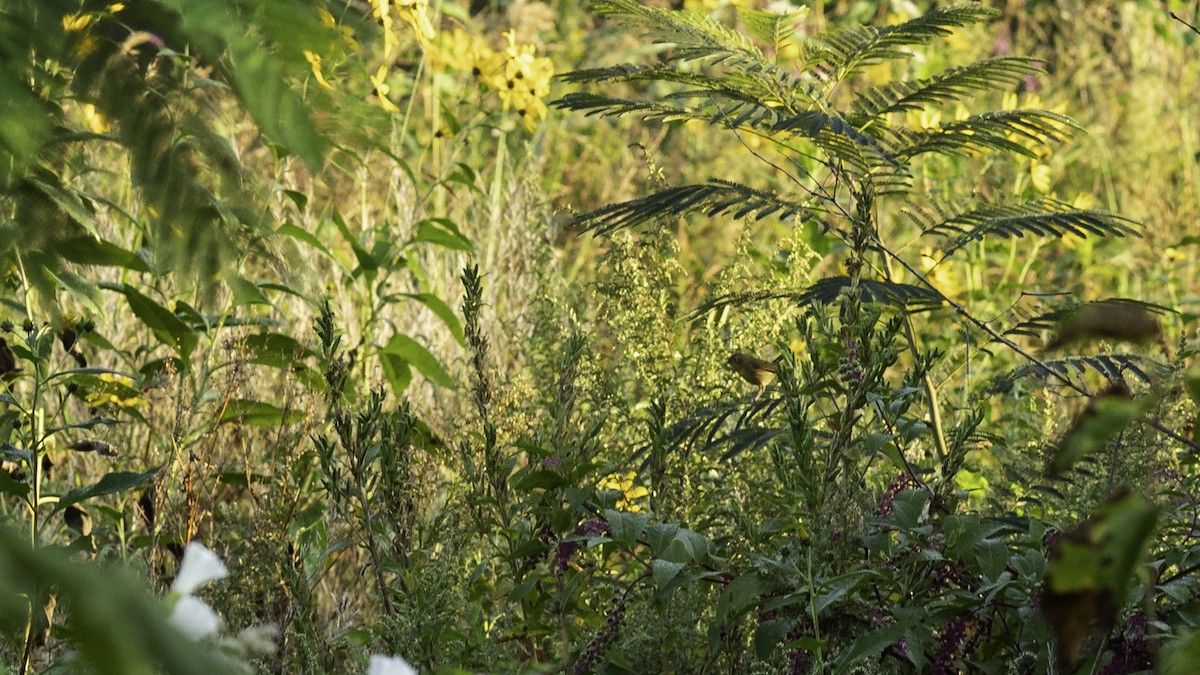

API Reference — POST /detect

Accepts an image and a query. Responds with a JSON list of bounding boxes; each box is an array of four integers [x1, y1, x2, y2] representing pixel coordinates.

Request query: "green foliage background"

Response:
[[2, 0, 1200, 673]]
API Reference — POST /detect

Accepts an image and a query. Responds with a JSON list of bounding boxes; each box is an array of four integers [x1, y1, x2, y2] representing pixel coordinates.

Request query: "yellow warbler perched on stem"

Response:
[[727, 352, 778, 400]]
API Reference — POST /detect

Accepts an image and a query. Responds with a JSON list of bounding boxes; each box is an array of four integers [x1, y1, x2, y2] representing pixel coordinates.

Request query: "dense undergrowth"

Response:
[[2, 0, 1200, 673]]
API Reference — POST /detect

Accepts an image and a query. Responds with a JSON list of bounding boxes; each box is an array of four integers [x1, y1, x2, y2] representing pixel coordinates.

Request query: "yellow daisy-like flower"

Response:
[[496, 31, 553, 129], [372, 0, 399, 58], [303, 50, 334, 91], [371, 64, 400, 112], [598, 471, 650, 513], [393, 0, 436, 43], [430, 27, 474, 72]]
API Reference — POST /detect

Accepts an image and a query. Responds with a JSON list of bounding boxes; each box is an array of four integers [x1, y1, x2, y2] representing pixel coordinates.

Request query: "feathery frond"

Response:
[[852, 57, 1043, 117], [573, 180, 819, 235], [810, 4, 999, 81], [906, 198, 1142, 257], [893, 109, 1078, 159], [591, 0, 762, 63], [738, 7, 804, 52], [985, 354, 1169, 395]]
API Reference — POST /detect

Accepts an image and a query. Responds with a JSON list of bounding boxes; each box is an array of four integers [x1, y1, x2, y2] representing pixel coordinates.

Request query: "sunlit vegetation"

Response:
[[3, 1, 1200, 673]]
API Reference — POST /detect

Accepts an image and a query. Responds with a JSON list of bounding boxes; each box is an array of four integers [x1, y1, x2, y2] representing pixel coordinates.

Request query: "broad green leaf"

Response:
[[833, 623, 909, 674], [413, 218, 473, 252], [277, 223, 346, 272], [717, 573, 764, 623], [331, 210, 378, 275], [401, 293, 466, 345], [240, 332, 314, 369], [226, 275, 270, 306], [754, 619, 791, 660], [651, 558, 685, 592], [0, 470, 29, 501], [101, 283, 197, 362], [54, 467, 161, 513], [378, 334, 454, 391], [0, 70, 51, 186], [606, 509, 648, 544], [1162, 630, 1200, 675], [156, 0, 327, 167], [56, 237, 151, 273], [219, 399, 305, 427], [975, 538, 1008, 582]]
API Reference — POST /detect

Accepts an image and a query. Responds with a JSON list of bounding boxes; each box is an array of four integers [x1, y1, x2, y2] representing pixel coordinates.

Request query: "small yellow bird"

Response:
[[727, 352, 777, 400]]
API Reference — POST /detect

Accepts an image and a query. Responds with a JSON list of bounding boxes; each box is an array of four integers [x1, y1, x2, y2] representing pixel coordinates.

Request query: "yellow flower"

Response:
[[373, 0, 399, 58], [82, 104, 110, 134], [495, 31, 553, 129], [63, 12, 94, 32], [303, 50, 334, 90], [318, 7, 359, 54], [393, 0, 436, 43], [371, 65, 400, 112], [598, 471, 650, 512], [430, 27, 474, 72], [471, 44, 506, 89]]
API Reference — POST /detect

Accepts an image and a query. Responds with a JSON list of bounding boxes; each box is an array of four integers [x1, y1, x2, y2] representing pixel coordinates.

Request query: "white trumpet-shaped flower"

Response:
[[169, 542, 229, 640]]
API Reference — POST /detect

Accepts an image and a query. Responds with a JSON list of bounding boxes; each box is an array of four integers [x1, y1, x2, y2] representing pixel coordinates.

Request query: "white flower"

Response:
[[168, 541, 229, 641], [170, 595, 223, 640], [237, 624, 279, 655], [172, 542, 228, 595], [368, 654, 418, 675]]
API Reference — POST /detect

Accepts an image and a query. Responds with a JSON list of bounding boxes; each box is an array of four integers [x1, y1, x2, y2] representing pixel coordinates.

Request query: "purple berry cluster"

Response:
[[573, 595, 627, 674], [877, 473, 919, 517], [842, 338, 865, 384], [930, 614, 970, 675], [1099, 614, 1151, 674], [553, 519, 611, 574]]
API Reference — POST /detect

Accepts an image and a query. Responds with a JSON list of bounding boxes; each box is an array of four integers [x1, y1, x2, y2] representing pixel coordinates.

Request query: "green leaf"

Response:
[[717, 573, 764, 623], [156, 0, 328, 167], [1162, 630, 1200, 675], [975, 538, 1008, 582], [331, 209, 378, 275], [401, 293, 466, 345], [378, 334, 454, 392], [55, 467, 160, 513], [226, 275, 270, 306], [412, 218, 474, 252], [0, 470, 29, 501], [606, 510, 648, 544], [1051, 395, 1151, 477], [832, 622, 909, 673], [240, 332, 314, 369], [754, 618, 791, 661], [54, 237, 152, 273], [651, 558, 686, 593], [219, 399, 304, 427], [101, 283, 197, 362], [276, 223, 345, 271]]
